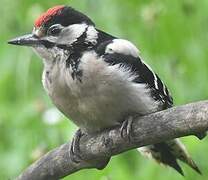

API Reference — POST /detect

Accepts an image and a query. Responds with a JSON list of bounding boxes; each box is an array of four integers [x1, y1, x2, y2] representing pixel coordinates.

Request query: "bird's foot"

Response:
[[70, 129, 84, 163], [120, 116, 134, 142], [70, 129, 110, 169]]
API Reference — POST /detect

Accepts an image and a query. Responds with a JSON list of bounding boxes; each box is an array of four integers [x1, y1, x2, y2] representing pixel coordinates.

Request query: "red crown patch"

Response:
[[34, 5, 65, 27]]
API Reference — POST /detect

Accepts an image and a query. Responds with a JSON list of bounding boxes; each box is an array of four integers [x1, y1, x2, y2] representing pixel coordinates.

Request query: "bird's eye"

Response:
[[47, 24, 63, 36]]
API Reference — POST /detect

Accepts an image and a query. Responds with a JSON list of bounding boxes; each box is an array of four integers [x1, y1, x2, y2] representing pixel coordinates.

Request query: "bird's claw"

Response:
[[70, 129, 84, 163], [120, 116, 134, 142]]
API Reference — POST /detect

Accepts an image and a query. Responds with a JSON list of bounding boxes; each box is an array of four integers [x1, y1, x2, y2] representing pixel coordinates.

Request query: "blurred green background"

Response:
[[1, 0, 208, 179]]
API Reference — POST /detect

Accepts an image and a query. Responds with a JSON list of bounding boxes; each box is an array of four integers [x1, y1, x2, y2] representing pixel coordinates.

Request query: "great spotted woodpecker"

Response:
[[8, 5, 201, 175]]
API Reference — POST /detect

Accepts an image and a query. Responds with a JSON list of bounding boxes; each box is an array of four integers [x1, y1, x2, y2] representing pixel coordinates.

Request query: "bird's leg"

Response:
[[120, 115, 134, 142], [70, 129, 84, 163], [69, 129, 111, 169]]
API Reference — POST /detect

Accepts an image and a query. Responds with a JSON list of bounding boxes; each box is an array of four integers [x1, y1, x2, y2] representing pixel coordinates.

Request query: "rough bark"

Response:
[[16, 100, 208, 180]]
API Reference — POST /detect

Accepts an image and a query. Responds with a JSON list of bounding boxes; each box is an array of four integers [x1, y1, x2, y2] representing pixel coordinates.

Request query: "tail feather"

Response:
[[153, 143, 184, 176], [138, 139, 201, 175], [167, 139, 201, 174]]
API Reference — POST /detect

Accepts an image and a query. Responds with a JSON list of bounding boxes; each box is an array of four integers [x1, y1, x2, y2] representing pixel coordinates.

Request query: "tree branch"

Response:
[[16, 100, 208, 180]]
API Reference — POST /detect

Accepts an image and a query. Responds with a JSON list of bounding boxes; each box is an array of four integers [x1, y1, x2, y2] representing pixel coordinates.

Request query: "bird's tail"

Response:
[[138, 139, 201, 175]]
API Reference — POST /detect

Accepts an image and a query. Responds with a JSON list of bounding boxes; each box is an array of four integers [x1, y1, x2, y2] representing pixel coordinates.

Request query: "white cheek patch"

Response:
[[58, 23, 88, 44], [105, 39, 140, 57]]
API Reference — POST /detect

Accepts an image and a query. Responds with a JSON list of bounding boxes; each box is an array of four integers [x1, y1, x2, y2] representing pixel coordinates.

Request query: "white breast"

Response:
[[43, 51, 159, 133]]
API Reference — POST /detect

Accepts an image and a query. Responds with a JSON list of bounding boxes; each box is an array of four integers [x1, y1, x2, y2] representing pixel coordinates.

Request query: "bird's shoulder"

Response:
[[95, 38, 173, 109], [96, 38, 139, 58]]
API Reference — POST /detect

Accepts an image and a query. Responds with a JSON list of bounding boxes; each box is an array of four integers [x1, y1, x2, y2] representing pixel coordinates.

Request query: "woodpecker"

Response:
[[9, 5, 201, 175]]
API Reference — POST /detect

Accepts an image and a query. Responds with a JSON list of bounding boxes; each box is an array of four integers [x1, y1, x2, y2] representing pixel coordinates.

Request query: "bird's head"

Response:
[[8, 5, 96, 61]]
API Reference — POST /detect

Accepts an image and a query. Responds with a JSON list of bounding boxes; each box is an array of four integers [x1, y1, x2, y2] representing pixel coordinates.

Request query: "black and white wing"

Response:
[[96, 39, 200, 175], [96, 39, 173, 110]]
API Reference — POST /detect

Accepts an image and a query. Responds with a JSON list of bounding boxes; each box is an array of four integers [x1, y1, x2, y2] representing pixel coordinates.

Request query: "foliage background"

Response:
[[1, 0, 208, 179]]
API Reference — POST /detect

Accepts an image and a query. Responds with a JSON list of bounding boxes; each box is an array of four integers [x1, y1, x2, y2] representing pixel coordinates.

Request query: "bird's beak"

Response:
[[8, 34, 40, 47]]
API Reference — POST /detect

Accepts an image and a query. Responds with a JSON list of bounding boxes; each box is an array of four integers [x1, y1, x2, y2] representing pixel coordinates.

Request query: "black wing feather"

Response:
[[96, 41, 173, 109]]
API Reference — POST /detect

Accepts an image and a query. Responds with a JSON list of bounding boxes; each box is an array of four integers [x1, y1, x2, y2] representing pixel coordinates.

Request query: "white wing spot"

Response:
[[58, 23, 88, 45], [105, 39, 140, 57]]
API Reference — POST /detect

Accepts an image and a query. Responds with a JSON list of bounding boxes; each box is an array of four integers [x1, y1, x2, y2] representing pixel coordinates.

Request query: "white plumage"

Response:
[[41, 46, 159, 133]]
